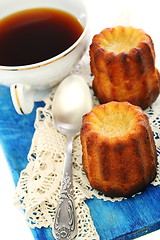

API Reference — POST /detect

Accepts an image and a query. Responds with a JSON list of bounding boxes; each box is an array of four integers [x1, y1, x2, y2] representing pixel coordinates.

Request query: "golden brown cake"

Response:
[[90, 26, 160, 109], [80, 101, 157, 197]]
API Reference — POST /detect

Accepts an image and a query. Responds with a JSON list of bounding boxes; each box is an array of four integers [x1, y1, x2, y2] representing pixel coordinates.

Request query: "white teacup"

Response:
[[0, 0, 89, 114]]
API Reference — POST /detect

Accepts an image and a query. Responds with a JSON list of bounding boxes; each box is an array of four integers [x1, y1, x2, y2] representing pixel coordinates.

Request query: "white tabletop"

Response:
[[0, 0, 160, 239]]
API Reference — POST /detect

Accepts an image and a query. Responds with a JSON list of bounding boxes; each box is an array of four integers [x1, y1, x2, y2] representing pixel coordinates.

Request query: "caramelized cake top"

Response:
[[82, 101, 147, 138], [93, 26, 149, 54]]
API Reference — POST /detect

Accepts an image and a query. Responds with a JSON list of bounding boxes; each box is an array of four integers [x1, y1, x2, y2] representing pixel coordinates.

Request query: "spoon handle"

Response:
[[52, 136, 77, 240]]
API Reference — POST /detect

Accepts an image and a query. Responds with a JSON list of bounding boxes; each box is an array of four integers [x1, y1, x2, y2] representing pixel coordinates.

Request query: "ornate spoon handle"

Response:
[[52, 136, 77, 240]]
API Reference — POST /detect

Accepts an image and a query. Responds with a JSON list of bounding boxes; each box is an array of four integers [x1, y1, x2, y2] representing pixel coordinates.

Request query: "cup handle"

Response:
[[10, 84, 35, 114]]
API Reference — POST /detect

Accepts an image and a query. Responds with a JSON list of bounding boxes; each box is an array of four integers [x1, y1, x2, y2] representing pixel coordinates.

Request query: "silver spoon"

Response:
[[52, 75, 93, 240]]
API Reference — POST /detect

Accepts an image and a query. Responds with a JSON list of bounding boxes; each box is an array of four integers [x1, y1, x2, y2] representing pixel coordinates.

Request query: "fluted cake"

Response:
[[80, 101, 157, 197], [90, 26, 160, 109]]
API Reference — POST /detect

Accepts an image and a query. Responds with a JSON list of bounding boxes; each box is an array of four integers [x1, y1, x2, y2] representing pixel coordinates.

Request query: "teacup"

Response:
[[0, 0, 89, 114]]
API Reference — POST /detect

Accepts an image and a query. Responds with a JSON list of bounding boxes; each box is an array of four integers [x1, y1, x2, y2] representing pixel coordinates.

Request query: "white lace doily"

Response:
[[14, 53, 160, 239]]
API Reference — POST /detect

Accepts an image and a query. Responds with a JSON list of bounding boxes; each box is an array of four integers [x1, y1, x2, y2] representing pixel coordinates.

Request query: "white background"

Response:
[[0, 0, 160, 239]]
